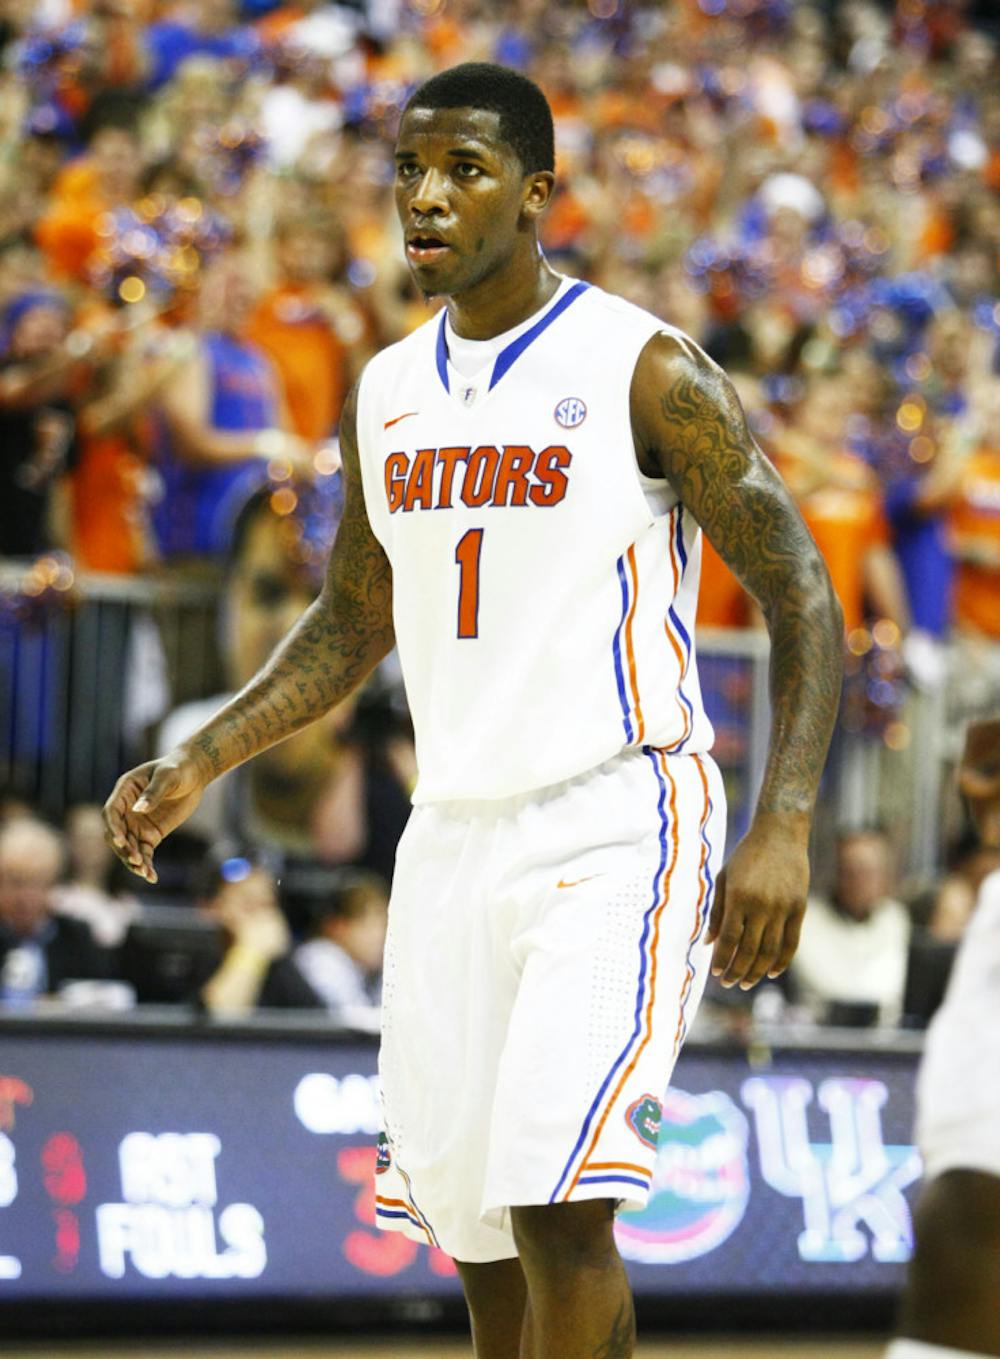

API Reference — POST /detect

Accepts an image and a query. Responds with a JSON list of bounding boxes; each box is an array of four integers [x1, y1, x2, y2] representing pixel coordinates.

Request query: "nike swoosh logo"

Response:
[[384, 411, 419, 430], [557, 874, 605, 890]]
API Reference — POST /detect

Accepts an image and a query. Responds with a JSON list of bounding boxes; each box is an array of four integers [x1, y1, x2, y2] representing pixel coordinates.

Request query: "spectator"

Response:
[[70, 315, 197, 574], [35, 102, 145, 284], [143, 0, 259, 93], [0, 817, 111, 1005], [157, 488, 413, 883], [948, 381, 1000, 640], [0, 290, 80, 556], [774, 375, 910, 639], [789, 827, 912, 1026], [245, 213, 371, 442], [193, 852, 321, 1015], [51, 804, 138, 948], [293, 870, 387, 1027], [945, 380, 1000, 722], [151, 250, 315, 564]]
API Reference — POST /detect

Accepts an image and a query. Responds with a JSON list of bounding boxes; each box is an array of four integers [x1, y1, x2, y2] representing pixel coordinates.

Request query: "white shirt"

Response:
[[791, 894, 911, 1025]]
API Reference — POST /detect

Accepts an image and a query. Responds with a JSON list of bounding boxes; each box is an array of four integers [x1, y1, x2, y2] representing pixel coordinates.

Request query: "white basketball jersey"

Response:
[[356, 278, 714, 803]]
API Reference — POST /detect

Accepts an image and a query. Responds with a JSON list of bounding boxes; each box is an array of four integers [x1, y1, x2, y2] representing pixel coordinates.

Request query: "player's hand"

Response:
[[705, 812, 810, 990], [102, 751, 208, 884]]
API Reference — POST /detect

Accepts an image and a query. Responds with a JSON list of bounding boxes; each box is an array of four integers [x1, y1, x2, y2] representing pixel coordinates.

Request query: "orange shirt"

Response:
[[776, 449, 889, 633], [71, 430, 148, 574], [949, 449, 1000, 638], [35, 160, 107, 282], [245, 286, 352, 440], [697, 536, 751, 630]]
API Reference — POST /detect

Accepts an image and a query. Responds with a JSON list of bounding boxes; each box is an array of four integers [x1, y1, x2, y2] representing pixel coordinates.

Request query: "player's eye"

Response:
[[454, 163, 483, 178], [396, 162, 420, 179]]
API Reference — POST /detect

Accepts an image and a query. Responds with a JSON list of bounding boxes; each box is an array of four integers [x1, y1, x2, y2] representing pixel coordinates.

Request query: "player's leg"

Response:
[[456, 1256, 533, 1359], [512, 1199, 634, 1359], [893, 1168, 1000, 1356]]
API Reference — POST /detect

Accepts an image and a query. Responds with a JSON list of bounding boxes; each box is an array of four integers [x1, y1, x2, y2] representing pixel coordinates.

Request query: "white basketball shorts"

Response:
[[916, 871, 1000, 1182], [374, 746, 726, 1262]]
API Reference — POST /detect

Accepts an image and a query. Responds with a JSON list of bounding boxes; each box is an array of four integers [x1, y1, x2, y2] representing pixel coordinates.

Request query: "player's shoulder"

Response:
[[580, 282, 699, 361]]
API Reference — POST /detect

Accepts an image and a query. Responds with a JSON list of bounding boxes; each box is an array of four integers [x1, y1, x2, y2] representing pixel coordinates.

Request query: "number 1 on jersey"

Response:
[[455, 529, 484, 639]]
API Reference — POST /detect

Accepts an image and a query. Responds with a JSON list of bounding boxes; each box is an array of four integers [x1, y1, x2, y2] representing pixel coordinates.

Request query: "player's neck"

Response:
[[445, 251, 561, 341]]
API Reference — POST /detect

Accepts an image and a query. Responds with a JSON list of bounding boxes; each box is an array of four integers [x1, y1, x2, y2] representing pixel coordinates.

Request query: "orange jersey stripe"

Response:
[[664, 516, 692, 746], [584, 1161, 653, 1177], [624, 543, 645, 742], [375, 1194, 434, 1242], [563, 756, 680, 1199]]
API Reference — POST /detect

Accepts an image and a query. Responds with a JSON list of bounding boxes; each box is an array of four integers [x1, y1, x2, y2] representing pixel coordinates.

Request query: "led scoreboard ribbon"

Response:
[[0, 1018, 922, 1305]]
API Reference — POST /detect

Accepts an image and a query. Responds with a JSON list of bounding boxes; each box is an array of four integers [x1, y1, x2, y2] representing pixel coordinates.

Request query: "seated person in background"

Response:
[[193, 852, 322, 1015], [52, 804, 138, 948], [157, 488, 413, 885], [789, 826, 911, 1025], [922, 829, 1000, 945], [0, 817, 111, 1004], [293, 870, 387, 1027]]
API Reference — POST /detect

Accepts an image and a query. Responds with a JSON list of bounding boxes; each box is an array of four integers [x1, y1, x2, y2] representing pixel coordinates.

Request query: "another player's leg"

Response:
[[889, 1168, 1000, 1358], [512, 1199, 635, 1359], [456, 1256, 532, 1359]]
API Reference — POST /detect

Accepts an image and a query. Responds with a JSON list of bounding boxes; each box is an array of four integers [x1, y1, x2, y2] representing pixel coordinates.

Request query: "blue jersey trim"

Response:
[[576, 1173, 651, 1192], [435, 313, 450, 393], [434, 280, 590, 397], [488, 280, 589, 389], [612, 555, 634, 743]]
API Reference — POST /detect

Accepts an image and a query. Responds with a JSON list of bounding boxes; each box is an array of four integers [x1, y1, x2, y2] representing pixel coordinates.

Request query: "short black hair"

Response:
[[402, 62, 554, 175]]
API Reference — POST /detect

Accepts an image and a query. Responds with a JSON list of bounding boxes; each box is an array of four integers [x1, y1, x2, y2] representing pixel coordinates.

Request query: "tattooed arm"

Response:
[[631, 333, 844, 989], [103, 381, 395, 882]]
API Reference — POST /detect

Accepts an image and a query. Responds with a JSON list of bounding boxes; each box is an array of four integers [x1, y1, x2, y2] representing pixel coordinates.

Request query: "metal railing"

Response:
[[1, 565, 949, 880]]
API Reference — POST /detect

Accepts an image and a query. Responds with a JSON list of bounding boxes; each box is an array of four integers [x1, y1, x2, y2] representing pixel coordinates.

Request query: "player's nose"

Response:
[[409, 167, 449, 216]]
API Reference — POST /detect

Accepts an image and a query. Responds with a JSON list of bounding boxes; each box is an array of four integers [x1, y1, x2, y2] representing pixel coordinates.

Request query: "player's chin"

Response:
[[406, 256, 461, 298]]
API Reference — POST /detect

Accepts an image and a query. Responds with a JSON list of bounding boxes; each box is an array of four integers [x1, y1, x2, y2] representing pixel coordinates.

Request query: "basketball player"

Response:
[[104, 64, 843, 1359], [886, 717, 1000, 1359]]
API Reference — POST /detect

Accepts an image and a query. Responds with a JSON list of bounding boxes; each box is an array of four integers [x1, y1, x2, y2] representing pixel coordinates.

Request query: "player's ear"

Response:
[[522, 171, 555, 221]]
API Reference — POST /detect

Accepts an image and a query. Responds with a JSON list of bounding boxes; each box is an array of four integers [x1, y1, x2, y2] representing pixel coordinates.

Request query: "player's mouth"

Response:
[[406, 232, 452, 264]]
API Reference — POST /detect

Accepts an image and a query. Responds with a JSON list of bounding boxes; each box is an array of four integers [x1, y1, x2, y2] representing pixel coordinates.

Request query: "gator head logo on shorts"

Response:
[[375, 1132, 391, 1175], [615, 1088, 751, 1265], [626, 1094, 662, 1150]]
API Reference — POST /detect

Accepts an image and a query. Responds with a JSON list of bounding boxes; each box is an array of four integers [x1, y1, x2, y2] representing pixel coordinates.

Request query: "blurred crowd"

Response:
[[1, 0, 1000, 1023]]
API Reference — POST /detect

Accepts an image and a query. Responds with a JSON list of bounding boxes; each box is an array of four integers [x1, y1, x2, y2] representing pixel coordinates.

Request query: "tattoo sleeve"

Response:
[[632, 334, 844, 817], [184, 381, 395, 781]]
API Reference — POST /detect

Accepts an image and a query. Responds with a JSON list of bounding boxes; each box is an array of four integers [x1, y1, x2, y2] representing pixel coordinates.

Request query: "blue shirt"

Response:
[[153, 332, 277, 559]]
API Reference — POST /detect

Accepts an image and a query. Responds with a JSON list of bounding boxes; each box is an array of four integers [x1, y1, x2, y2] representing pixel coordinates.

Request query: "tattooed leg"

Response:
[[512, 1200, 635, 1359]]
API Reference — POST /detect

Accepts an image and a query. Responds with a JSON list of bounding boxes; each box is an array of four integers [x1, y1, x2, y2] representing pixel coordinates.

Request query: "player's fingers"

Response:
[[705, 867, 727, 944], [710, 906, 745, 981], [137, 845, 158, 884], [739, 916, 785, 991], [131, 765, 180, 815], [103, 775, 139, 849], [720, 914, 766, 988], [769, 909, 805, 979]]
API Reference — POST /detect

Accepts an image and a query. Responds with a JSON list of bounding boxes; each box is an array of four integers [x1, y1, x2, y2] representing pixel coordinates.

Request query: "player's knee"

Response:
[[511, 1199, 618, 1278], [910, 1170, 1000, 1293]]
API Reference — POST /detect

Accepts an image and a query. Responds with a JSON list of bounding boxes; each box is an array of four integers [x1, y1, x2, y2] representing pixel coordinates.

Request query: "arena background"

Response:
[[1, 0, 998, 1353]]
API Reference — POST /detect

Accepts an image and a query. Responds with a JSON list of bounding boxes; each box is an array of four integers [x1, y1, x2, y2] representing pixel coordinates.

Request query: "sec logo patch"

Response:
[[554, 397, 587, 429]]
